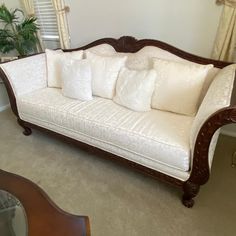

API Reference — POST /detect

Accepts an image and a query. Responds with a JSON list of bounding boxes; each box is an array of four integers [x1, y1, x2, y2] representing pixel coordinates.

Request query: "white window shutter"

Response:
[[33, 0, 59, 40]]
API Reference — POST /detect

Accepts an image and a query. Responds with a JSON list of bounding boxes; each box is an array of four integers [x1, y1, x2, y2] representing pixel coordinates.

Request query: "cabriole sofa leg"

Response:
[[17, 118, 32, 136], [182, 181, 200, 208]]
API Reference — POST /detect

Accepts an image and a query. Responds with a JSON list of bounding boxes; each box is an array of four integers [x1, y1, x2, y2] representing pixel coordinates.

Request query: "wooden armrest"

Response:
[[190, 64, 236, 185]]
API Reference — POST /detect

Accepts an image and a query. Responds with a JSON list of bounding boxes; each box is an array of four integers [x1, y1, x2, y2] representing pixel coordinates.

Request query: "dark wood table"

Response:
[[0, 169, 90, 236]]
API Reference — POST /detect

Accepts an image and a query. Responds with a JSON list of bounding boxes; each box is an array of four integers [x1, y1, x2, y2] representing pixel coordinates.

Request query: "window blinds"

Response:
[[33, 0, 59, 39]]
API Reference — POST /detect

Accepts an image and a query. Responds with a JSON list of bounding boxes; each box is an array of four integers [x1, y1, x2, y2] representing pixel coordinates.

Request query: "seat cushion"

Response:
[[17, 88, 194, 178]]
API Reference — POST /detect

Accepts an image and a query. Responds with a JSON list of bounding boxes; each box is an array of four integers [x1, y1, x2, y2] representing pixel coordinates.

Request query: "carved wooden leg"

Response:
[[17, 119, 32, 136], [182, 181, 200, 208]]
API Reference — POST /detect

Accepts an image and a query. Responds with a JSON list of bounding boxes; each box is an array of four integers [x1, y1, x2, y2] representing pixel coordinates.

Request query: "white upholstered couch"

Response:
[[0, 36, 235, 207]]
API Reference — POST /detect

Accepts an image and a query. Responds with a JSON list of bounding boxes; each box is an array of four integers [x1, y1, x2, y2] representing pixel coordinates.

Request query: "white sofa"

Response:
[[0, 36, 235, 207]]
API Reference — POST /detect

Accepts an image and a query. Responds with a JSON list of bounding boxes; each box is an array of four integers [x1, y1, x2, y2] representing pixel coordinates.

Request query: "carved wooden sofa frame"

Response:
[[0, 36, 236, 208]]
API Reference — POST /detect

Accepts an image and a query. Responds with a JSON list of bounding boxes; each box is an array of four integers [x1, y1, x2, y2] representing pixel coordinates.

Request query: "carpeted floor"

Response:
[[0, 109, 236, 236]]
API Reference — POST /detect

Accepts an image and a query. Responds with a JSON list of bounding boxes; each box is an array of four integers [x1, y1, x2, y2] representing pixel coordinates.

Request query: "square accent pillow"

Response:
[[61, 59, 93, 101], [86, 51, 127, 99], [152, 58, 213, 116], [45, 49, 83, 88], [113, 68, 157, 112]]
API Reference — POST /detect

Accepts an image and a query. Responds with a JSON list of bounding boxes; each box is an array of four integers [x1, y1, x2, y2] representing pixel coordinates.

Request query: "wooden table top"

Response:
[[0, 169, 90, 236]]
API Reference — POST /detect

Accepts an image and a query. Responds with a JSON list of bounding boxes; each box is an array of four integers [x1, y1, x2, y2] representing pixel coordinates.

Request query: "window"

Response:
[[33, 0, 59, 40]]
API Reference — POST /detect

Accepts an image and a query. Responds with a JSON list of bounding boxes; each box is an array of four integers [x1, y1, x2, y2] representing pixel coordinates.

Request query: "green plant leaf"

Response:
[[0, 4, 40, 56], [0, 35, 14, 53], [0, 4, 16, 24], [17, 17, 39, 38]]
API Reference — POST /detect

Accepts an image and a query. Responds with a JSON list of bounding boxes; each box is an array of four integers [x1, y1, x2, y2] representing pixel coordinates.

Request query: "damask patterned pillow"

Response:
[[152, 58, 213, 116], [45, 49, 83, 88], [86, 51, 127, 99], [61, 59, 93, 101], [113, 67, 156, 112]]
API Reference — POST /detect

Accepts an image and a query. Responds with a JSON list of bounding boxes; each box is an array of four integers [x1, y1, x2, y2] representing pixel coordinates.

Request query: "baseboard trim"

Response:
[[0, 104, 10, 112], [221, 129, 236, 138]]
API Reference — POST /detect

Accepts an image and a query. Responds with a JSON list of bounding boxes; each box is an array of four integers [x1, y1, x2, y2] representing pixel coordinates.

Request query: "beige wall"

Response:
[[1, 0, 223, 58], [0, 0, 22, 13], [65, 0, 222, 58]]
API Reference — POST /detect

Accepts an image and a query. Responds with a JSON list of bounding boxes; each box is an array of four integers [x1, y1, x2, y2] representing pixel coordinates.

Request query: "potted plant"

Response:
[[0, 4, 40, 57]]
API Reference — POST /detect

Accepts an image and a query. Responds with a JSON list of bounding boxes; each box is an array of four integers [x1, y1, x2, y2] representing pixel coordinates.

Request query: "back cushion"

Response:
[[86, 44, 220, 102], [46, 49, 84, 88], [86, 51, 127, 99], [126, 46, 188, 70], [152, 58, 213, 116], [113, 67, 156, 112], [85, 44, 116, 56]]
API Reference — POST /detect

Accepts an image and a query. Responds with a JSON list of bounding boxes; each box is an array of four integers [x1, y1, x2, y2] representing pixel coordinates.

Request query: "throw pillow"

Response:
[[45, 49, 83, 88], [86, 51, 127, 99], [113, 68, 157, 112], [61, 59, 93, 101], [152, 58, 213, 116]]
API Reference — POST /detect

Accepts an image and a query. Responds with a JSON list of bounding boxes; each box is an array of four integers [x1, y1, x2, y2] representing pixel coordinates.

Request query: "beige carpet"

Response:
[[0, 109, 236, 236]]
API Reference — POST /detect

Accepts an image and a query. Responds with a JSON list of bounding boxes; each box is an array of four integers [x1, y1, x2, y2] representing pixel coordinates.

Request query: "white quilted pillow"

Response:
[[152, 58, 213, 116], [86, 51, 127, 99], [113, 68, 156, 112], [61, 59, 93, 101], [46, 49, 83, 88]]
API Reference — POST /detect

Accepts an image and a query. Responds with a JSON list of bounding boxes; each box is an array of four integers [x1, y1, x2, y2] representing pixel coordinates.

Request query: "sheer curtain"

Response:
[[216, 0, 236, 7], [20, 0, 44, 52], [52, 0, 70, 49], [21, 0, 34, 16], [212, 0, 236, 61]]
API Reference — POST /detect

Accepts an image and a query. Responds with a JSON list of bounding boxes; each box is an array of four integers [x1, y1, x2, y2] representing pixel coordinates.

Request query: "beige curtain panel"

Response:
[[52, 0, 70, 49], [21, 0, 34, 16], [20, 0, 44, 52], [212, 3, 236, 62], [216, 0, 236, 7]]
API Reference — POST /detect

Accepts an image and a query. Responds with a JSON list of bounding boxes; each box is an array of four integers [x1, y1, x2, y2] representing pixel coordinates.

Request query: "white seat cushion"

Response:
[[17, 88, 194, 179]]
